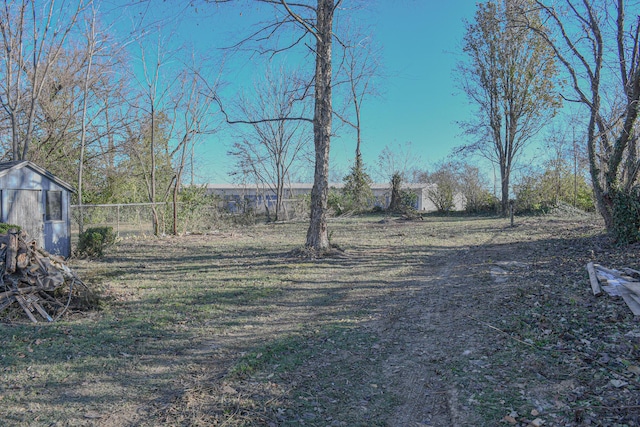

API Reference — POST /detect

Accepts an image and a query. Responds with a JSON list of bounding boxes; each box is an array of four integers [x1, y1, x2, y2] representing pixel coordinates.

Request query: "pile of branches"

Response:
[[0, 229, 87, 323]]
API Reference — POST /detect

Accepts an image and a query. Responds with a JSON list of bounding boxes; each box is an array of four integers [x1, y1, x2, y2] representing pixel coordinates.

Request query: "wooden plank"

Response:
[[14, 294, 38, 323], [0, 286, 41, 300], [586, 262, 603, 296], [594, 264, 636, 281], [627, 291, 640, 307], [622, 282, 640, 296], [619, 286, 640, 316], [29, 297, 52, 322], [623, 268, 640, 278]]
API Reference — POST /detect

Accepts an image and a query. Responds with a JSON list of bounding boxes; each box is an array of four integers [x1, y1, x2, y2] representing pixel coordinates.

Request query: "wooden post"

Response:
[[6, 228, 18, 274], [509, 200, 514, 227]]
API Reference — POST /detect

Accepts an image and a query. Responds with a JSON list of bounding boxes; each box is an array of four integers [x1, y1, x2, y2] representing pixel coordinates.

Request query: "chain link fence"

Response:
[[70, 198, 309, 241]]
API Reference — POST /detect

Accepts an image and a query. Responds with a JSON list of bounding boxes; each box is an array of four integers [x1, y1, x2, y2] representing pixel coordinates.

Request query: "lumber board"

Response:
[[622, 282, 640, 296], [586, 262, 603, 296], [623, 268, 640, 278], [14, 294, 37, 323], [594, 264, 636, 281], [627, 291, 640, 308], [0, 286, 41, 300], [619, 286, 640, 316], [29, 297, 52, 322]]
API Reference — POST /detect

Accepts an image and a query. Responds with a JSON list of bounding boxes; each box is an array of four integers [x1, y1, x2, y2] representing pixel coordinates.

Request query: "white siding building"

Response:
[[203, 182, 465, 213]]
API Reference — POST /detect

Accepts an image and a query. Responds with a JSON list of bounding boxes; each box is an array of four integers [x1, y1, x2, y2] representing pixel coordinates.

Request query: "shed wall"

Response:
[[0, 166, 72, 257]]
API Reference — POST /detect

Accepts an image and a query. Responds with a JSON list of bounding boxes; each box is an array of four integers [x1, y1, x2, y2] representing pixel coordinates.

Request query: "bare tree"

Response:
[[229, 66, 311, 221], [167, 60, 220, 235], [376, 141, 423, 182], [333, 29, 380, 210], [531, 0, 640, 241], [458, 163, 494, 213], [424, 161, 460, 213], [212, 0, 343, 253], [0, 0, 89, 160], [457, 0, 558, 216], [130, 29, 177, 235], [77, 4, 107, 232]]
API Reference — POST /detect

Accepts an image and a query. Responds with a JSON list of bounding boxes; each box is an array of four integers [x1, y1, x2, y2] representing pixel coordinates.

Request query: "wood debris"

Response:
[[587, 263, 640, 316], [0, 228, 86, 323]]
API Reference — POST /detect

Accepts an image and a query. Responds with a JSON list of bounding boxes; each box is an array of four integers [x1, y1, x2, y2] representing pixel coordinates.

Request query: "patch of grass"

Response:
[[225, 323, 394, 426]]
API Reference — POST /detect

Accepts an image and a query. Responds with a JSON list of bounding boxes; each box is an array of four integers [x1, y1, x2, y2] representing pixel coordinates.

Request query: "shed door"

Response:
[[6, 190, 44, 247]]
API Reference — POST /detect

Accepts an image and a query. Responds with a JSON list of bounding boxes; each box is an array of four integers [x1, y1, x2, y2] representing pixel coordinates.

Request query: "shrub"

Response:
[[612, 187, 640, 244], [0, 223, 21, 234], [328, 188, 346, 216], [77, 227, 116, 258], [342, 158, 374, 213], [514, 167, 595, 214]]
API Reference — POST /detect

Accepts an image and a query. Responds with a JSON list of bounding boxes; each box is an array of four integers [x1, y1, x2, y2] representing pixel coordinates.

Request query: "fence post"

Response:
[[509, 200, 515, 227]]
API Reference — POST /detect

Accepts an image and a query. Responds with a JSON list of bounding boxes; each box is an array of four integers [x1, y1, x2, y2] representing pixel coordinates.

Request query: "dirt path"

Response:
[[373, 221, 552, 426], [374, 244, 485, 426]]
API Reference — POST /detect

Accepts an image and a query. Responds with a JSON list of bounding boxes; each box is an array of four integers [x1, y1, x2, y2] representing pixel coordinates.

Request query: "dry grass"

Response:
[[1, 213, 639, 426]]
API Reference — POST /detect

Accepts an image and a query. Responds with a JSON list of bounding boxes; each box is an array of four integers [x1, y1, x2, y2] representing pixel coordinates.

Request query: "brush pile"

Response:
[[0, 228, 86, 323]]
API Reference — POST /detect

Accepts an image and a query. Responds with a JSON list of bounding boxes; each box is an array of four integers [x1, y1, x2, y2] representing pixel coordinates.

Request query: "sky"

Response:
[[113, 0, 480, 184]]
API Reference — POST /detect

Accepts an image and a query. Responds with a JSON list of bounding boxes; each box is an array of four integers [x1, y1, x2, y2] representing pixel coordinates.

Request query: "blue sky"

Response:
[[114, 1, 480, 184]]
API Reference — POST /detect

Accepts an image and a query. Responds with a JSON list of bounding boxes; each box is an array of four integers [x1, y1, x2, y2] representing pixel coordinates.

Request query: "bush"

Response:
[[514, 167, 595, 215], [612, 187, 640, 244], [0, 223, 21, 234], [178, 186, 221, 233], [328, 189, 347, 216], [386, 172, 417, 213], [77, 227, 116, 258], [342, 158, 374, 213]]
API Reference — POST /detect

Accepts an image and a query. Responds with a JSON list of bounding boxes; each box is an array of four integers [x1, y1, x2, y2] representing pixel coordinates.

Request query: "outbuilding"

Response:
[[0, 161, 74, 257]]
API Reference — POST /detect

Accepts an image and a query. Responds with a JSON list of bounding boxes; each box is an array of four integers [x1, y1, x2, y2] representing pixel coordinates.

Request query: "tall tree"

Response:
[[334, 31, 380, 211], [229, 66, 311, 222], [457, 0, 558, 215], [376, 141, 422, 182], [132, 29, 176, 236], [0, 0, 89, 160], [212, 0, 343, 253], [167, 61, 219, 235], [531, 0, 640, 242]]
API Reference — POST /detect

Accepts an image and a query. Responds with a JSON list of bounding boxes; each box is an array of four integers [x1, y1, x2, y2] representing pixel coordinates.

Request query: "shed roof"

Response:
[[0, 161, 76, 192]]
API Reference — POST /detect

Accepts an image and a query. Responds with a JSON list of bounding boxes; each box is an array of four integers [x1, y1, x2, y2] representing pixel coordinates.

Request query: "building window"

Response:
[[45, 191, 62, 221]]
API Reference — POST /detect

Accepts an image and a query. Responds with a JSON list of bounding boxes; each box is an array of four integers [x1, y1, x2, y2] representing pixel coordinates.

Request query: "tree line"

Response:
[[1, 0, 639, 250], [0, 0, 221, 236], [457, 0, 640, 242]]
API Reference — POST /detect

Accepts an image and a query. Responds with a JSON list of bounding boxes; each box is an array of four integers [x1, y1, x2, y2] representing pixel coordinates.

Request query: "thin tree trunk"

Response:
[[501, 170, 509, 216], [150, 104, 159, 236], [77, 13, 96, 235]]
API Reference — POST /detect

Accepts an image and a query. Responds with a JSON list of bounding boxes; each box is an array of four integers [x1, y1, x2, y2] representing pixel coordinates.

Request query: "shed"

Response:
[[0, 161, 75, 257]]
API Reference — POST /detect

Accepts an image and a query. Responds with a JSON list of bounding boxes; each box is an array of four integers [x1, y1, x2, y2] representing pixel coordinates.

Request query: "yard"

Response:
[[1, 213, 639, 426]]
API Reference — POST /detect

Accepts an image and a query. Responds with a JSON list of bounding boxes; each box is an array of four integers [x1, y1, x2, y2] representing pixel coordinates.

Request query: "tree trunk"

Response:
[[500, 167, 510, 217], [150, 104, 159, 236], [305, 0, 333, 252], [388, 172, 403, 212], [172, 171, 181, 236]]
